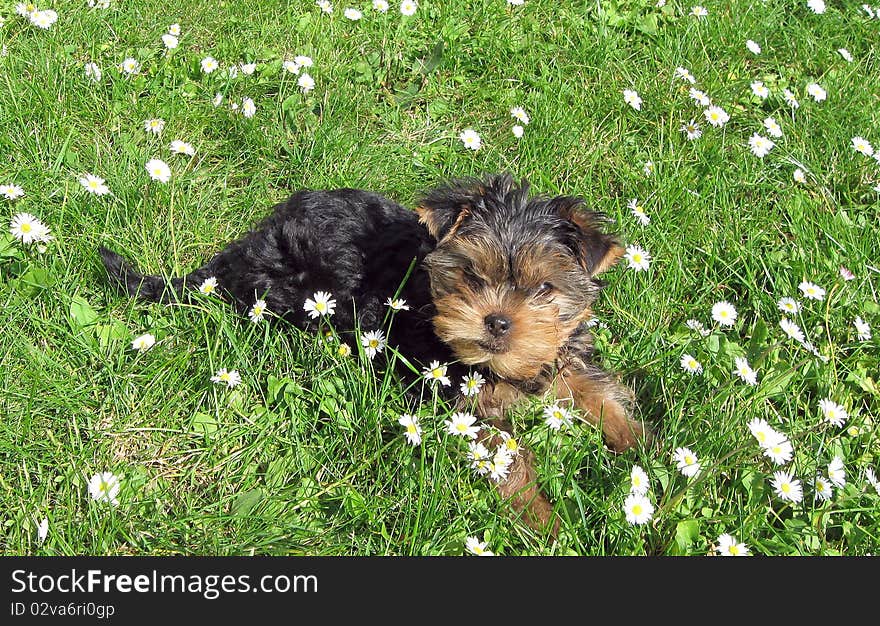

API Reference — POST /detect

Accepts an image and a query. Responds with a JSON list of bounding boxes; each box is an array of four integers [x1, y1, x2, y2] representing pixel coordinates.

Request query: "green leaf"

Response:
[[673, 519, 701, 554], [231, 488, 263, 517], [192, 412, 219, 436], [17, 267, 53, 295], [95, 322, 129, 348], [69, 295, 100, 329]]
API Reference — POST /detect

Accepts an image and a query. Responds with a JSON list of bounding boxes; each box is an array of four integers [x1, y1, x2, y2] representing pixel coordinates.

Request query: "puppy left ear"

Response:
[[550, 197, 624, 276], [415, 183, 477, 242]]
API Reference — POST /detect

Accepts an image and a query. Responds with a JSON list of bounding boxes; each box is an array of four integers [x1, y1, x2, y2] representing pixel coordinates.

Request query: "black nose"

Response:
[[484, 314, 512, 337]]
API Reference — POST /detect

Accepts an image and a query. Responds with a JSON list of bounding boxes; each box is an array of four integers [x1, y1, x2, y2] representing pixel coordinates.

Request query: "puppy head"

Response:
[[418, 173, 622, 381]]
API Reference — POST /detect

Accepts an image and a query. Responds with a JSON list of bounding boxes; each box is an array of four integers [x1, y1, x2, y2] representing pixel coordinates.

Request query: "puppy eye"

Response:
[[462, 267, 482, 286], [536, 282, 554, 295]]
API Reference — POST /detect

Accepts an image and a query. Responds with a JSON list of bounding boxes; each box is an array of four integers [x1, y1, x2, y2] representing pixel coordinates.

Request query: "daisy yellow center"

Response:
[[203, 284, 214, 292], [219, 372, 230, 381], [553, 410, 564, 420], [315, 301, 326, 312], [89, 180, 99, 188], [688, 359, 696, 367], [506, 439, 518, 451], [21, 223, 32, 233], [431, 368, 443, 378], [729, 545, 740, 555], [633, 476, 642, 486], [781, 483, 791, 493], [406, 424, 417, 434], [338, 345, 350, 356], [99, 481, 109, 493], [369, 339, 379, 348], [632, 253, 642, 262], [827, 409, 836, 418], [456, 423, 467, 432], [632, 504, 643, 515], [467, 379, 477, 388], [719, 310, 729, 318], [756, 432, 766, 443], [710, 112, 719, 120], [686, 455, 695, 464], [152, 167, 163, 175]]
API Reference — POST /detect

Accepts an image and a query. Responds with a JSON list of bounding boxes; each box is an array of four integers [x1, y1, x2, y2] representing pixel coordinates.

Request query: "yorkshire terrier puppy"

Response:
[[100, 173, 650, 536]]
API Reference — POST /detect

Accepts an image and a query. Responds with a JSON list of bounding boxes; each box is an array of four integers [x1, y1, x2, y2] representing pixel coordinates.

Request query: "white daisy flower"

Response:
[[689, 88, 711, 107], [686, 319, 711, 337], [854, 316, 871, 341], [629, 465, 649, 495], [445, 412, 479, 439], [170, 140, 195, 156], [298, 73, 316, 93], [120, 57, 141, 75], [814, 475, 833, 501], [36, 517, 49, 544], [168, 23, 181, 36], [779, 318, 805, 343], [777, 297, 800, 314], [772, 470, 803, 503], [145, 158, 171, 183], [131, 333, 156, 352], [711, 301, 737, 326], [79, 174, 110, 196], [361, 329, 386, 359], [84, 62, 102, 82], [398, 413, 422, 445], [459, 128, 481, 151], [543, 403, 573, 430], [198, 276, 219, 295], [460, 371, 485, 397], [704, 105, 729, 127], [623, 492, 654, 525], [317, 0, 333, 13], [674, 446, 701, 477], [623, 89, 642, 111], [806, 82, 826, 102], [510, 106, 530, 125], [745, 40, 761, 55], [211, 368, 242, 388], [798, 280, 825, 300], [763, 437, 793, 465], [851, 136, 874, 157], [838, 48, 853, 62], [680, 354, 703, 375], [763, 117, 783, 138], [628, 198, 650, 225], [303, 291, 336, 319], [201, 56, 219, 74], [399, 0, 418, 16], [373, 0, 389, 11], [465, 536, 494, 556], [512, 124, 525, 138], [248, 298, 267, 322], [675, 67, 696, 84], [681, 120, 702, 141], [88, 472, 121, 506], [423, 360, 451, 386], [750, 80, 770, 100], [29, 9, 58, 29], [748, 133, 775, 158], [144, 118, 165, 135], [385, 297, 410, 311], [344, 7, 362, 20], [716, 533, 750, 556], [241, 97, 257, 118], [10, 212, 51, 244], [733, 356, 758, 385], [747, 418, 783, 449], [818, 398, 848, 427], [162, 34, 178, 49], [807, 0, 826, 14], [240, 63, 257, 75], [827, 456, 846, 488], [793, 168, 806, 183], [624, 244, 651, 271]]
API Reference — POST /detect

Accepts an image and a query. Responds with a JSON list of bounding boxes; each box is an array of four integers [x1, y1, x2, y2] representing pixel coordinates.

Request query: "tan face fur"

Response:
[[425, 233, 599, 380]]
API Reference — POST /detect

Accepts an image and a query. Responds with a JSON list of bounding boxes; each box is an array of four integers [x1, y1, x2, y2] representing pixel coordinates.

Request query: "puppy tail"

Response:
[[98, 246, 188, 303]]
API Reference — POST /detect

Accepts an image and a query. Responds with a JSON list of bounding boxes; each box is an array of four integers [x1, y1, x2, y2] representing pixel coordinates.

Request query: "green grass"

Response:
[[1, 0, 878, 556]]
